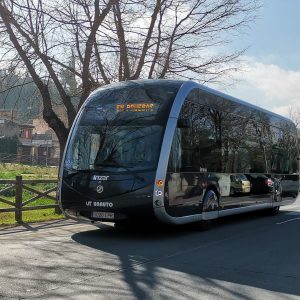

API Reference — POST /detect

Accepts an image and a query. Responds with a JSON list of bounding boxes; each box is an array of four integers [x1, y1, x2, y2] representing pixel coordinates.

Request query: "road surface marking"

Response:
[[276, 218, 300, 225]]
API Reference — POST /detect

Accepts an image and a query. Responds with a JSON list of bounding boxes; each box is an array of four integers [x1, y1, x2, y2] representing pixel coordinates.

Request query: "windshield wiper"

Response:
[[95, 160, 145, 182]]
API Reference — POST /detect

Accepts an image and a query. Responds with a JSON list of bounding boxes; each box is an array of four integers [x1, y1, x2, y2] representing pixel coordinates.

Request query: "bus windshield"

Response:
[[65, 124, 163, 171], [64, 81, 181, 172]]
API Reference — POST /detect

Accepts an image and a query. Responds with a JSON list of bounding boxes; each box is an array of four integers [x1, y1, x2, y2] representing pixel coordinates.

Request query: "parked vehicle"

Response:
[[230, 174, 251, 195], [245, 174, 273, 195]]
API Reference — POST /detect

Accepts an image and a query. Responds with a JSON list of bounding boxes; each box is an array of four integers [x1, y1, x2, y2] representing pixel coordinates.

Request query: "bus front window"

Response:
[[65, 125, 163, 171], [64, 82, 181, 172]]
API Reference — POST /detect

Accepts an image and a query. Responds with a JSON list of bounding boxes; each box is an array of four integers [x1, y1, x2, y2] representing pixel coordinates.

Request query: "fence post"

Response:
[[15, 175, 23, 223], [55, 183, 61, 215]]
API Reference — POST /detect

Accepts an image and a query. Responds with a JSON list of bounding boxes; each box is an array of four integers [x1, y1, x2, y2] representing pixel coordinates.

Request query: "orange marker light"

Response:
[[156, 180, 164, 187]]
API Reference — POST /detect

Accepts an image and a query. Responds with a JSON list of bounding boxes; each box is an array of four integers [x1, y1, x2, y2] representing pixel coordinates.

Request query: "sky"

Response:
[[212, 0, 300, 120]]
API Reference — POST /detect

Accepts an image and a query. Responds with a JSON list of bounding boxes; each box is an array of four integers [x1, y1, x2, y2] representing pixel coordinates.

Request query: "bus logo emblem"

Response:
[[96, 185, 104, 194], [92, 175, 109, 181]]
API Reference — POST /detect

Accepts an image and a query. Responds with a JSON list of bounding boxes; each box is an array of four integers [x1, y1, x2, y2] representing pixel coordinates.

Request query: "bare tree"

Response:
[[289, 106, 300, 128], [0, 0, 116, 156], [0, 0, 260, 156]]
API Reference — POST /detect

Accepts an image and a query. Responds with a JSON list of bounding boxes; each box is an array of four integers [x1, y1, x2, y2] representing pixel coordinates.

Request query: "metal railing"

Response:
[[0, 153, 59, 166]]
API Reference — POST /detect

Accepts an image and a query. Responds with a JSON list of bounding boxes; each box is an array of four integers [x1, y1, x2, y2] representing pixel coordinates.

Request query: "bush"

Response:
[[0, 136, 18, 154]]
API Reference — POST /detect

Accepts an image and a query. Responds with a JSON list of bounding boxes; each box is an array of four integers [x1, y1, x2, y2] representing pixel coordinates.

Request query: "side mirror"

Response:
[[177, 118, 191, 128]]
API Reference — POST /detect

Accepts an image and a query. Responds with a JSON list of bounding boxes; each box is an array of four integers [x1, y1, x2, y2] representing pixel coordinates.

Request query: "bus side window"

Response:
[[168, 128, 182, 172], [176, 91, 223, 172]]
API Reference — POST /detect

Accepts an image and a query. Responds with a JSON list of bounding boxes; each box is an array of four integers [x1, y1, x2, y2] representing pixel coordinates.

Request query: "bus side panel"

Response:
[[277, 173, 299, 205], [164, 172, 204, 217]]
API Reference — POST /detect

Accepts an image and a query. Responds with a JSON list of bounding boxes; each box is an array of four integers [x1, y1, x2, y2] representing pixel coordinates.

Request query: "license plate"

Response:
[[92, 211, 114, 219]]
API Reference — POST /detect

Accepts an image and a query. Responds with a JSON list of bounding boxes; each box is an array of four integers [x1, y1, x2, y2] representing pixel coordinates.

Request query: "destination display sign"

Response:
[[116, 103, 155, 112]]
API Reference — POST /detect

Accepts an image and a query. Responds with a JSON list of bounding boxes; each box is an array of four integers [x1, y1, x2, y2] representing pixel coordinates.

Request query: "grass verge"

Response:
[[0, 163, 64, 226]]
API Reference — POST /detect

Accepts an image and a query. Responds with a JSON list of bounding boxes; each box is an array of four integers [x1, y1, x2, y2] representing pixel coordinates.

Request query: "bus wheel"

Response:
[[201, 189, 219, 230]]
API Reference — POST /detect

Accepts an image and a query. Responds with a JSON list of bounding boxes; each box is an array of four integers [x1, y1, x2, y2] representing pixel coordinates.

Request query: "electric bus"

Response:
[[58, 80, 299, 225]]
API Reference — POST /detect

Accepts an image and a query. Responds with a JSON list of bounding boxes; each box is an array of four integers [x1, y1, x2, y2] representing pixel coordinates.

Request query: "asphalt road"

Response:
[[1, 199, 300, 300]]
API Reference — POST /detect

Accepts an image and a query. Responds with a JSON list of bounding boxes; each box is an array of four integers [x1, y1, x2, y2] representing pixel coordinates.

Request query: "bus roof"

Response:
[[192, 80, 294, 125], [88, 79, 294, 126]]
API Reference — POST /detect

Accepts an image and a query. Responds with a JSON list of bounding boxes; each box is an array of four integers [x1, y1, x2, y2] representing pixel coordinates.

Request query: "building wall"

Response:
[[0, 120, 20, 138], [0, 109, 19, 120], [0, 117, 59, 165], [32, 118, 50, 135]]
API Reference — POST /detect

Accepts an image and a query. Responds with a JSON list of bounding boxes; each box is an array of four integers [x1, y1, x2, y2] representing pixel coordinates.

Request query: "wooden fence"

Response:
[[0, 176, 59, 223]]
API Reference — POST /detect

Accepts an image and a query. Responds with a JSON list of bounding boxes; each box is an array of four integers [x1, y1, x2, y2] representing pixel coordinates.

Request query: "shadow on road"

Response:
[[0, 219, 76, 236], [71, 210, 300, 299]]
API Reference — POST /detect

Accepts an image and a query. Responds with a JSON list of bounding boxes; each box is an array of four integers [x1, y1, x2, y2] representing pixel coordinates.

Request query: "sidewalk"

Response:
[[0, 218, 79, 236]]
